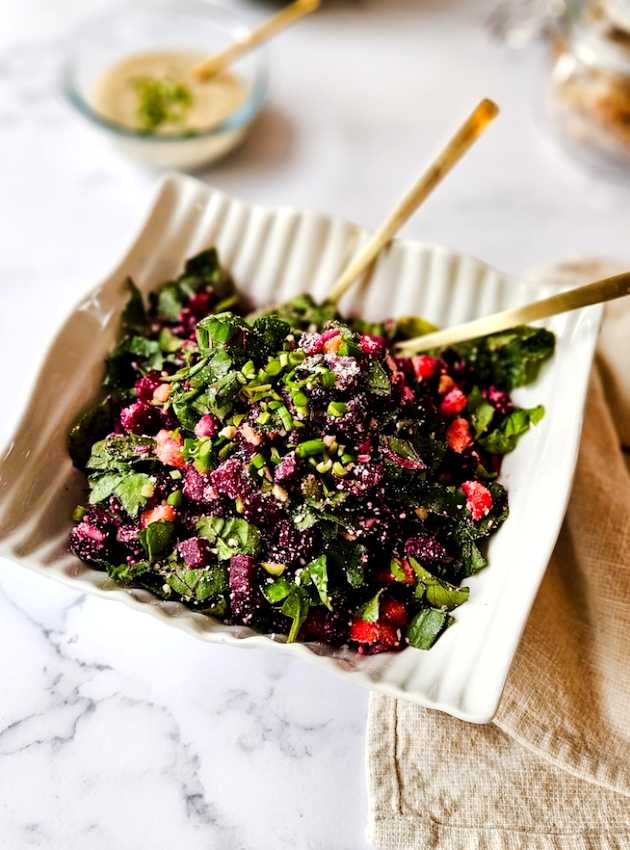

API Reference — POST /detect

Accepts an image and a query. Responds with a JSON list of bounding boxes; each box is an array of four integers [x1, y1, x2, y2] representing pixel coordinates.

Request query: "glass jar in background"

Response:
[[549, 0, 630, 169]]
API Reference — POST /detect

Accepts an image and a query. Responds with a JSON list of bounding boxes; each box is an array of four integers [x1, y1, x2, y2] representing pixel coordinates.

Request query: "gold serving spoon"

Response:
[[248, 98, 499, 322], [326, 98, 499, 306], [193, 0, 320, 80], [395, 271, 630, 355]]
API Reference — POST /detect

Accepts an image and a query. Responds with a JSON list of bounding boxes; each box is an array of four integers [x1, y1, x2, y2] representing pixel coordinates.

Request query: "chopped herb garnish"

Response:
[[133, 75, 193, 132]]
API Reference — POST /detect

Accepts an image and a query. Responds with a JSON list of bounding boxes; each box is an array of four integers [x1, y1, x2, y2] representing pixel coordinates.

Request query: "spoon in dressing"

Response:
[[192, 0, 321, 81]]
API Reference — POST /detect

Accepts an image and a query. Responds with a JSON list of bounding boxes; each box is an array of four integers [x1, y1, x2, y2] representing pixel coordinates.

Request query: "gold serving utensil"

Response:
[[248, 99, 498, 322], [395, 271, 630, 355], [326, 98, 499, 306], [192, 0, 320, 80]]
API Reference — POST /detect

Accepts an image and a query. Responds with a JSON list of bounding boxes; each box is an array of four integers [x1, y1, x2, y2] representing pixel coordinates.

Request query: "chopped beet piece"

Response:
[[229, 555, 261, 625], [483, 385, 513, 415], [210, 458, 251, 500], [135, 371, 163, 402], [119, 402, 161, 435], [404, 534, 451, 566], [274, 451, 298, 483], [178, 536, 211, 567], [194, 415, 217, 438]]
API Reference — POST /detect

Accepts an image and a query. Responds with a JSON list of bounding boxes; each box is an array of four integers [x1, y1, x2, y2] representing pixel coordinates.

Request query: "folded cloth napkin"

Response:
[[367, 264, 630, 850]]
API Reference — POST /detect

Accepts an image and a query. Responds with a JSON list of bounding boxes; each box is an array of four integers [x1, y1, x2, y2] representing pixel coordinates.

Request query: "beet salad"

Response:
[[68, 250, 555, 654]]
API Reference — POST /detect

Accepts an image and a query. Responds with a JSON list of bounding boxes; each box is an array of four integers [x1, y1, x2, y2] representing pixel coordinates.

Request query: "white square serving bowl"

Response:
[[0, 174, 602, 723]]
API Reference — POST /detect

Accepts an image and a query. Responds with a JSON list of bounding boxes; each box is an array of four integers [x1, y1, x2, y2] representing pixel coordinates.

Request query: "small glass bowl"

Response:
[[61, 0, 269, 170], [548, 0, 630, 172]]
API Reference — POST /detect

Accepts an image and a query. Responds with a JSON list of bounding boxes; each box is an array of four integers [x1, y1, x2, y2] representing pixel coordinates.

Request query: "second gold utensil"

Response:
[[395, 271, 630, 354]]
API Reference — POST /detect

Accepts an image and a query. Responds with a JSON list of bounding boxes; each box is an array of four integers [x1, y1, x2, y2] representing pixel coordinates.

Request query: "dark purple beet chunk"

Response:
[[240, 491, 283, 528], [210, 458, 252, 500], [228, 555, 261, 625], [404, 533, 451, 566], [483, 385, 513, 416], [119, 401, 161, 435], [187, 289, 211, 318], [183, 467, 221, 505], [135, 371, 162, 402], [301, 606, 350, 646], [69, 507, 115, 563], [274, 452, 297, 483], [268, 519, 315, 566], [328, 394, 369, 441], [340, 462, 383, 496], [178, 537, 211, 568], [116, 525, 144, 559]]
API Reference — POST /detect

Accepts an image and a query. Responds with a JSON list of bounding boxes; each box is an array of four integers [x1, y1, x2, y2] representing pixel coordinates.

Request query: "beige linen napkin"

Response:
[[367, 270, 630, 850]]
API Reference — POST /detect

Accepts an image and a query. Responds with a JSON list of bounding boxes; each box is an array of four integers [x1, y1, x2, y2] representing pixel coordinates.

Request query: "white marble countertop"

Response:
[[1, 1, 630, 848]]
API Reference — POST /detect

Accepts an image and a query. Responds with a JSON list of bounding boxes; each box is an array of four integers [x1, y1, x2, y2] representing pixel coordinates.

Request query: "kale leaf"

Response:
[[86, 435, 155, 472], [167, 563, 227, 602], [449, 326, 555, 390], [138, 521, 174, 562], [281, 586, 310, 643], [407, 607, 454, 650], [480, 405, 545, 455], [410, 559, 470, 610], [107, 560, 151, 584], [357, 588, 384, 622], [196, 516, 261, 560], [67, 395, 117, 470]]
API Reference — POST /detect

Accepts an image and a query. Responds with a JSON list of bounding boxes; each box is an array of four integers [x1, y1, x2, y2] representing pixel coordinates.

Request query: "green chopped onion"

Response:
[[327, 401, 348, 418], [241, 361, 256, 379], [296, 438, 326, 458], [261, 561, 286, 576], [247, 383, 272, 396], [167, 490, 183, 507], [292, 390, 309, 408], [320, 369, 336, 388], [250, 453, 265, 469], [72, 505, 88, 522], [218, 441, 235, 459], [277, 405, 293, 432], [341, 453, 355, 464], [257, 411, 271, 425], [332, 461, 348, 477], [315, 458, 333, 473], [288, 350, 305, 366], [266, 359, 283, 376], [214, 293, 239, 313]]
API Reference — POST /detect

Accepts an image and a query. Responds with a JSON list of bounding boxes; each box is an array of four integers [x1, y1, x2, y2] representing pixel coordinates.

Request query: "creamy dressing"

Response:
[[89, 50, 248, 135]]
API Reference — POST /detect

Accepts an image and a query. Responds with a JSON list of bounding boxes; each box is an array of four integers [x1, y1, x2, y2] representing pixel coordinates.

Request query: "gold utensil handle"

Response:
[[395, 272, 630, 355], [327, 98, 499, 307], [193, 0, 320, 80]]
